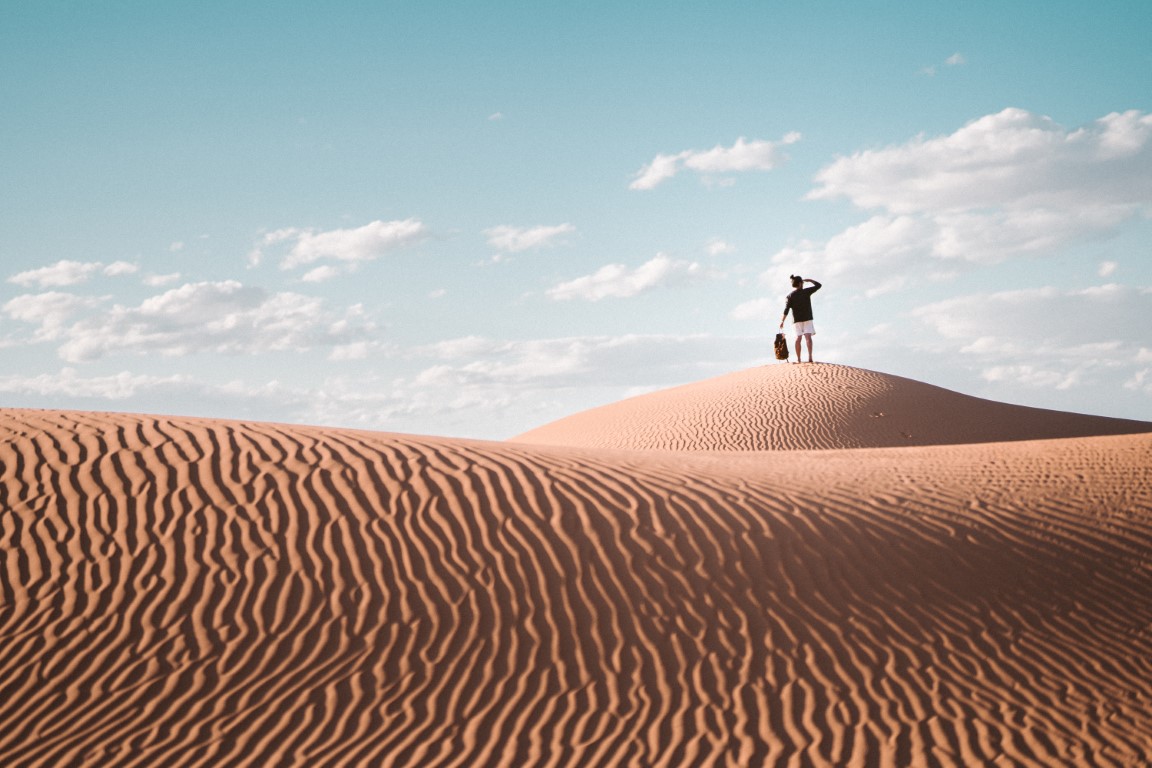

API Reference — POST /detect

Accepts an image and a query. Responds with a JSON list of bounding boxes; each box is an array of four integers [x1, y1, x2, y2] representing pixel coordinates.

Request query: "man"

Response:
[[779, 275, 822, 363]]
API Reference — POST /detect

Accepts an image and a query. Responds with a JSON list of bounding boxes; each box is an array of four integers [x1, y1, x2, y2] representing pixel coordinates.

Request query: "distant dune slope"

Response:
[[513, 364, 1152, 450], [2, 408, 1151, 766]]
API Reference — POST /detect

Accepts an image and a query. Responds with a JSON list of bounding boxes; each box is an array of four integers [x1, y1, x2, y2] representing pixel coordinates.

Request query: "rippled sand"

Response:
[[515, 364, 1152, 450], [2, 365, 1150, 766]]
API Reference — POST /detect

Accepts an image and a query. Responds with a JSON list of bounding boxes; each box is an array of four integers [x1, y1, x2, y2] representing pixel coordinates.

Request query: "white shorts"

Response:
[[793, 320, 815, 336]]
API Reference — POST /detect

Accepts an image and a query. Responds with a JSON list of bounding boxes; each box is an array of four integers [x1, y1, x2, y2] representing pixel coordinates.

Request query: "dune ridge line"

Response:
[[513, 364, 1152, 450]]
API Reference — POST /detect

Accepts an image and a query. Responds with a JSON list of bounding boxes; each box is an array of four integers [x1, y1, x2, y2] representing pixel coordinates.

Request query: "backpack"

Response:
[[774, 332, 789, 361]]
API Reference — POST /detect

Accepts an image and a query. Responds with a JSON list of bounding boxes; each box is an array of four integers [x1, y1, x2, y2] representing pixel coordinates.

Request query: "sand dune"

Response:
[[514, 364, 1152, 450], [2, 369, 1151, 766]]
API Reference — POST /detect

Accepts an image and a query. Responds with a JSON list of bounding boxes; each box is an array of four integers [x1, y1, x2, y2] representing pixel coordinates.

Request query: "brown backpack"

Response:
[[774, 332, 789, 361]]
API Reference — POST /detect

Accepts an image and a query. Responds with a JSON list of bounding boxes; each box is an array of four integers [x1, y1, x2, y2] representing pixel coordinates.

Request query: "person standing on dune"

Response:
[[779, 275, 822, 363]]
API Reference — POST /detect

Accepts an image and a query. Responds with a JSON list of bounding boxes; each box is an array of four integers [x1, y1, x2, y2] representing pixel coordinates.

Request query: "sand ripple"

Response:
[[513, 364, 1152, 450], [2, 405, 1151, 766]]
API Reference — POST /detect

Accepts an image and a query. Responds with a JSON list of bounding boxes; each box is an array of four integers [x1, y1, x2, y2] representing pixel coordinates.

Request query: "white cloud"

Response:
[[247, 227, 297, 266], [484, 223, 575, 253], [546, 254, 704, 301], [629, 152, 683, 191], [3, 280, 380, 363], [0, 368, 326, 427], [300, 265, 341, 283], [809, 108, 1152, 216], [412, 333, 756, 393], [4, 333, 754, 438], [1124, 368, 1151, 394], [729, 297, 776, 321], [684, 134, 802, 173], [144, 272, 182, 287], [768, 214, 938, 291], [981, 364, 1082, 391], [329, 341, 384, 361], [104, 261, 139, 277], [286, 218, 425, 268], [10, 260, 104, 287], [908, 283, 1152, 393], [1099, 260, 1118, 277], [921, 52, 966, 76], [806, 282, 1152, 421], [706, 238, 736, 256], [0, 368, 191, 400], [372, 333, 761, 436], [250, 218, 426, 271], [3, 292, 104, 342], [0, 329, 797, 439], [422, 335, 497, 359], [8, 259, 142, 287], [780, 109, 1152, 286], [630, 133, 801, 190]]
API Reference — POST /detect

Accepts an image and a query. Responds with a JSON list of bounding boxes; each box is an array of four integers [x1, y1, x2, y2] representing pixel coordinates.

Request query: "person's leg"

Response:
[[794, 334, 803, 363], [804, 333, 814, 363]]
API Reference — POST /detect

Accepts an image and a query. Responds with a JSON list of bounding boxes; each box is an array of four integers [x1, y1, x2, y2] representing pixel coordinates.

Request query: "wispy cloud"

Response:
[[484, 223, 575, 253], [0, 332, 757, 438], [630, 133, 801, 190], [0, 368, 192, 400], [3, 281, 379, 363], [300, 265, 342, 283], [144, 272, 182, 287], [706, 238, 736, 256], [921, 52, 967, 75], [546, 254, 704, 301], [9, 260, 138, 288], [908, 283, 1152, 392], [388, 332, 757, 434], [729, 297, 775, 321], [250, 218, 426, 273]]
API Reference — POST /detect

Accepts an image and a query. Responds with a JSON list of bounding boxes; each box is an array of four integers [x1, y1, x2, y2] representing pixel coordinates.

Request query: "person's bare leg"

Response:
[[804, 334, 814, 363], [794, 336, 802, 363]]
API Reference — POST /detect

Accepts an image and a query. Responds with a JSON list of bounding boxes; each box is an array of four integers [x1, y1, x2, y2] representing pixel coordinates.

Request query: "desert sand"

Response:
[[1, 363, 1150, 766], [515, 363, 1152, 450]]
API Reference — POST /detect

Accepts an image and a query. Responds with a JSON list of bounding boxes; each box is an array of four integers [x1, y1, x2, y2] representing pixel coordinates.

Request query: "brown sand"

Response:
[[514, 363, 1152, 450], [1, 367, 1151, 766]]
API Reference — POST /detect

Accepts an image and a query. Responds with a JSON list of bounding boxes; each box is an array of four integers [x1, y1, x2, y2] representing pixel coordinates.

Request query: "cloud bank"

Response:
[[775, 108, 1152, 282], [908, 283, 1152, 396], [3, 281, 378, 362]]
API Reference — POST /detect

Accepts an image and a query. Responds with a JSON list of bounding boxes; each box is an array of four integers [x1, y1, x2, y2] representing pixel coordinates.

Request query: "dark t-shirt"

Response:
[[783, 280, 822, 323]]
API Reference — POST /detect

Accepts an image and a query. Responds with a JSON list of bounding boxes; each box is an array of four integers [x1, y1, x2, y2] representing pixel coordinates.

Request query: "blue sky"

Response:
[[2, 1, 1151, 438]]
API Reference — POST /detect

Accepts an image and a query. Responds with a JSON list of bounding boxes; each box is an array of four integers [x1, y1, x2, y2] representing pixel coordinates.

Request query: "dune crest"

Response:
[[513, 363, 1152, 450], [2, 405, 1151, 766]]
